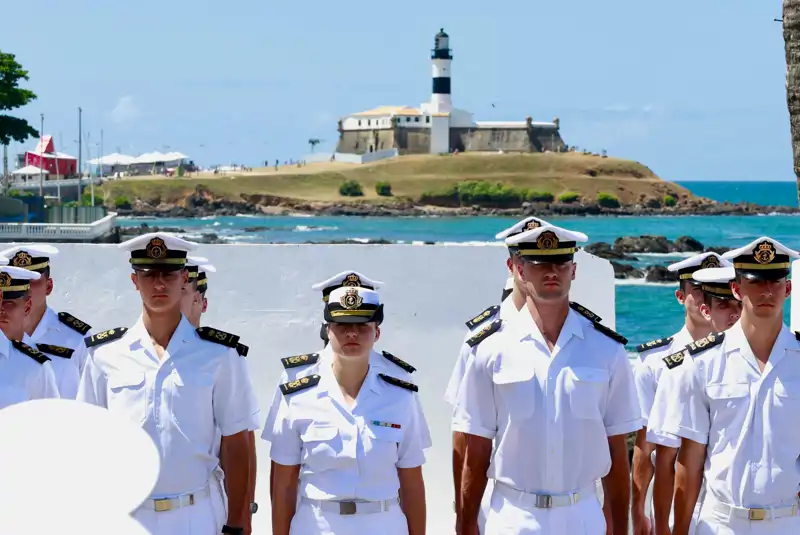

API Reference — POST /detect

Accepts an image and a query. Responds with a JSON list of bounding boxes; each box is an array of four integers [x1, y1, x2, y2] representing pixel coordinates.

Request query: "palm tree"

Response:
[[783, 0, 800, 202], [308, 138, 321, 153]]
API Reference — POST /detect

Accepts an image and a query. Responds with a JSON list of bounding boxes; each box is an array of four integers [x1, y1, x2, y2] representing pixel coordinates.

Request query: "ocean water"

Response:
[[119, 180, 799, 350]]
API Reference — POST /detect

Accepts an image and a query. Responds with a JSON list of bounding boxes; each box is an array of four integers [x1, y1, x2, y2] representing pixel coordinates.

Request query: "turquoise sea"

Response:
[[119, 181, 799, 351]]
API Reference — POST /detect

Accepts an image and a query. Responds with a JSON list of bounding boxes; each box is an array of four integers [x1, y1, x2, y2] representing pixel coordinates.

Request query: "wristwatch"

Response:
[[221, 525, 244, 535], [250, 502, 258, 514]]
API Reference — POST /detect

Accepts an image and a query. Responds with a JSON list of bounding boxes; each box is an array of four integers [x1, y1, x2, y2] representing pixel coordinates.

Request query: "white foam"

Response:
[[615, 278, 679, 287]]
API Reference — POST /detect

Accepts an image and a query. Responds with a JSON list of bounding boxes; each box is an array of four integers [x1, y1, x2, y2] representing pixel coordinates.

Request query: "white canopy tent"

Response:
[[12, 165, 49, 177], [87, 153, 135, 166]]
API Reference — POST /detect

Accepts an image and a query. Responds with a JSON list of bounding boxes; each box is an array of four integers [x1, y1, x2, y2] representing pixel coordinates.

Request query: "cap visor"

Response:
[[132, 265, 186, 273], [737, 269, 789, 282], [327, 315, 376, 324]]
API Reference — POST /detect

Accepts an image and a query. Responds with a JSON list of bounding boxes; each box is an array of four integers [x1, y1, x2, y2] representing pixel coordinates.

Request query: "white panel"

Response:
[[39, 243, 615, 534], [792, 259, 800, 332]]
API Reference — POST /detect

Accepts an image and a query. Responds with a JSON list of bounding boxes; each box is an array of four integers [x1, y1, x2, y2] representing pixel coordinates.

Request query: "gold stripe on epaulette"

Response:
[[517, 247, 577, 256]]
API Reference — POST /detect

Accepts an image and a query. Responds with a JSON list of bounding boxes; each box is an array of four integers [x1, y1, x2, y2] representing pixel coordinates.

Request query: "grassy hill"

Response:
[[95, 152, 698, 209]]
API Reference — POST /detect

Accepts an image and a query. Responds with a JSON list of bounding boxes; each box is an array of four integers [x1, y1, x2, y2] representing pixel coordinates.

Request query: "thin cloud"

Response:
[[110, 96, 140, 124]]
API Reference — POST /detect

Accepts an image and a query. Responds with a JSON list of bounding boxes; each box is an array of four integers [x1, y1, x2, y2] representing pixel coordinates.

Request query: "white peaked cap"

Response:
[[0, 266, 42, 280], [495, 216, 554, 240], [692, 266, 735, 284], [504, 224, 589, 246], [327, 285, 382, 307], [721, 236, 800, 261], [198, 264, 216, 274], [186, 256, 209, 267], [311, 270, 384, 292], [118, 232, 199, 252], [0, 244, 59, 259], [667, 251, 727, 273]]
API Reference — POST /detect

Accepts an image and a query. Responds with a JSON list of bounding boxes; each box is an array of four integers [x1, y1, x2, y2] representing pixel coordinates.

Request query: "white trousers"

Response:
[[484, 484, 605, 535], [289, 501, 409, 535], [695, 495, 800, 535], [133, 480, 227, 535]]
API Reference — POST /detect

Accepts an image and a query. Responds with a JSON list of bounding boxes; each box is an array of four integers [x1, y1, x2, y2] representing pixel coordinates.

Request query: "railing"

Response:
[[0, 212, 117, 241]]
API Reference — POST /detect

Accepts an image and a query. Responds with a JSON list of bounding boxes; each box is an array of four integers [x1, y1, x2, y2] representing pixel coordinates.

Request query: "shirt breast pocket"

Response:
[[170, 372, 214, 429], [300, 424, 343, 470], [366, 425, 404, 466], [707, 383, 749, 424], [107, 372, 147, 423], [493, 367, 536, 420], [568, 367, 609, 419], [773, 381, 800, 441]]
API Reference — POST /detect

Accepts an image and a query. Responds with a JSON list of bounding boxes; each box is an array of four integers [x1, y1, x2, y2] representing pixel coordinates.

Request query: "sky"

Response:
[[1, 0, 793, 181]]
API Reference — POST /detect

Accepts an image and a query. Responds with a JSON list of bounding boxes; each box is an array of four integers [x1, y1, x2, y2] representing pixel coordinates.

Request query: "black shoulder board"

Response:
[[381, 350, 416, 374], [378, 373, 419, 392], [466, 319, 502, 347], [636, 337, 673, 353], [12, 340, 50, 364], [58, 312, 92, 335], [85, 328, 128, 348], [36, 344, 74, 359], [591, 322, 628, 345], [236, 343, 249, 357], [281, 353, 320, 369], [686, 332, 725, 356], [569, 302, 603, 324], [465, 305, 500, 329], [795, 331, 800, 341], [662, 350, 686, 370], [196, 326, 240, 348], [280, 374, 321, 396]]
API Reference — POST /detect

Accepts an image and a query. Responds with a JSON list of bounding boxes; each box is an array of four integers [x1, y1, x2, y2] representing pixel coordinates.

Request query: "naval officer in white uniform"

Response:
[[0, 262, 59, 405], [453, 223, 641, 535], [267, 285, 429, 535], [0, 244, 93, 399], [444, 215, 557, 534], [632, 252, 721, 535], [77, 232, 260, 535], [655, 236, 800, 535], [643, 263, 741, 535]]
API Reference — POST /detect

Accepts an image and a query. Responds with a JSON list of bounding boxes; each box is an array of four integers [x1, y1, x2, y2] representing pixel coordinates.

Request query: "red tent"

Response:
[[24, 135, 77, 178]]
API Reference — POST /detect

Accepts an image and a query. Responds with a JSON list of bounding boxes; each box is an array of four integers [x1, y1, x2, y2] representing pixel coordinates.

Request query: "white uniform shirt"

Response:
[[262, 345, 432, 449], [444, 298, 518, 406], [659, 321, 800, 507], [265, 361, 428, 501], [25, 307, 91, 399], [452, 307, 642, 494], [0, 331, 59, 406], [76, 315, 260, 497], [634, 326, 692, 426]]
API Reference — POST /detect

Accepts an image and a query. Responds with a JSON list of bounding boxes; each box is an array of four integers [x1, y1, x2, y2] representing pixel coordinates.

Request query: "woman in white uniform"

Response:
[[266, 285, 428, 535]]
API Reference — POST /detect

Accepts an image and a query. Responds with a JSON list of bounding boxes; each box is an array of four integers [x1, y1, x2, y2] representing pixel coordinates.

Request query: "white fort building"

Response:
[[335, 28, 566, 156]]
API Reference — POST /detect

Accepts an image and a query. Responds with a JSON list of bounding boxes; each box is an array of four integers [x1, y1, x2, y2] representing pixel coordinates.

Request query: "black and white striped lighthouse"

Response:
[[431, 28, 453, 113]]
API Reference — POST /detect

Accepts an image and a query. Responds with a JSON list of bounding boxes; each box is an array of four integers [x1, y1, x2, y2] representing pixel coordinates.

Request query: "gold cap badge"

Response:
[[340, 288, 363, 309], [701, 256, 720, 269], [146, 238, 167, 259], [0, 273, 10, 288], [754, 241, 776, 265], [523, 220, 541, 231], [11, 251, 32, 267], [343, 273, 361, 286], [537, 231, 559, 250]]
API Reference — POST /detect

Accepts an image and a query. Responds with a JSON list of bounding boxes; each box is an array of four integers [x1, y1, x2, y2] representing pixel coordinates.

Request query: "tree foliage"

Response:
[[0, 51, 38, 146]]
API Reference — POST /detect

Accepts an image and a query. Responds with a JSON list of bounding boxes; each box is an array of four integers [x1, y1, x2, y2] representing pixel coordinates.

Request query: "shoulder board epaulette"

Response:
[[686, 332, 725, 356], [795, 331, 800, 341], [36, 344, 74, 359], [280, 374, 320, 396], [569, 302, 603, 323], [58, 312, 92, 335], [84, 328, 128, 348], [281, 353, 320, 369], [196, 326, 240, 348], [591, 322, 628, 345], [378, 373, 419, 392], [236, 343, 249, 357], [12, 340, 50, 364], [465, 305, 500, 329], [466, 319, 502, 347], [636, 337, 673, 353], [381, 350, 416, 374], [662, 349, 686, 370]]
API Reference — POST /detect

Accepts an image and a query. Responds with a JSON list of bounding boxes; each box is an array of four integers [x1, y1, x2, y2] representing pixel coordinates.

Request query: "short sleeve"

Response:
[[396, 392, 428, 469], [76, 352, 108, 407], [266, 395, 303, 466], [260, 377, 286, 444], [634, 358, 657, 425], [451, 349, 497, 439], [660, 359, 710, 445], [411, 392, 433, 449], [444, 337, 472, 406], [73, 340, 90, 377], [603, 345, 644, 437], [213, 348, 260, 436], [645, 365, 683, 448]]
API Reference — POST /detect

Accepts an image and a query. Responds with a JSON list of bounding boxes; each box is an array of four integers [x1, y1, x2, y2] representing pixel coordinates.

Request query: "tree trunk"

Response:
[[783, 0, 800, 204]]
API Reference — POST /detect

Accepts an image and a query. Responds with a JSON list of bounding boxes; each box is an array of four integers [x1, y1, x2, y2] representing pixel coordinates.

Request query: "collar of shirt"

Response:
[[498, 296, 519, 320], [127, 314, 197, 363], [315, 357, 383, 410], [724, 320, 798, 374], [508, 304, 585, 360], [28, 306, 59, 342], [673, 325, 693, 348], [0, 328, 10, 360]]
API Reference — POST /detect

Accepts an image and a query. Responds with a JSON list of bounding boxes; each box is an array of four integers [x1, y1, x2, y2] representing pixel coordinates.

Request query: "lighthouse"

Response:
[[431, 28, 453, 114]]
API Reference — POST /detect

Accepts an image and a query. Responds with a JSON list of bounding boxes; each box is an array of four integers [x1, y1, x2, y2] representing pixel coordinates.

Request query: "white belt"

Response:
[[495, 481, 594, 509], [146, 485, 210, 513], [301, 496, 399, 515], [711, 498, 799, 522]]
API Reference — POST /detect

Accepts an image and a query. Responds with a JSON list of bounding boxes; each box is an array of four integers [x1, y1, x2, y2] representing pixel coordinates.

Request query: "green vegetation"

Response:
[[338, 180, 364, 197], [525, 191, 554, 203], [375, 181, 392, 196], [558, 191, 580, 204], [663, 194, 676, 207], [114, 196, 132, 209], [597, 192, 621, 208], [0, 51, 38, 145]]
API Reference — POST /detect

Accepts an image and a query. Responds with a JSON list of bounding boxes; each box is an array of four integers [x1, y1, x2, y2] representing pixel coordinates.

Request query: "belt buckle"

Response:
[[534, 494, 553, 509], [153, 498, 173, 513], [748, 508, 766, 521], [339, 501, 357, 515]]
